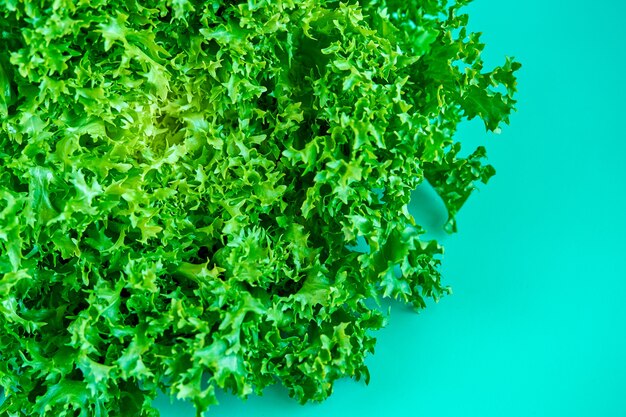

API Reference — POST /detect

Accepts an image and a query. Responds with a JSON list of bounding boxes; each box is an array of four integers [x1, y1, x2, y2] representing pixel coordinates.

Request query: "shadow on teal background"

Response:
[[155, 0, 626, 416]]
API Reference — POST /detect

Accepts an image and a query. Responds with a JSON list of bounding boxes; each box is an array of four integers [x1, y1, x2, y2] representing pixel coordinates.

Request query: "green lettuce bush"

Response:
[[0, 0, 519, 415]]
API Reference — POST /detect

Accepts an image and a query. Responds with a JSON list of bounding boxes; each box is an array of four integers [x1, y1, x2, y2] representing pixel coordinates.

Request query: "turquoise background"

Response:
[[157, 0, 626, 415]]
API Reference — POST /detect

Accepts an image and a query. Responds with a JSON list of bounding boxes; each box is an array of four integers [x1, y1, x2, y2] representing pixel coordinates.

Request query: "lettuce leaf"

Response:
[[0, 1, 519, 416]]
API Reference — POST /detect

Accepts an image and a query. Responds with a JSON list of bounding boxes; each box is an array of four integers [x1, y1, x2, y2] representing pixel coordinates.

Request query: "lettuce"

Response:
[[0, 0, 519, 416]]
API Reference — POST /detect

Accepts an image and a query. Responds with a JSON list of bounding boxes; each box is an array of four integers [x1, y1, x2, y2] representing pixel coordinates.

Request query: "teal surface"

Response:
[[155, 0, 626, 416]]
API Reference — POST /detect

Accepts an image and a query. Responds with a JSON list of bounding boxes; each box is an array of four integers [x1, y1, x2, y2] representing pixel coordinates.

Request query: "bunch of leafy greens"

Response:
[[0, 0, 519, 415]]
